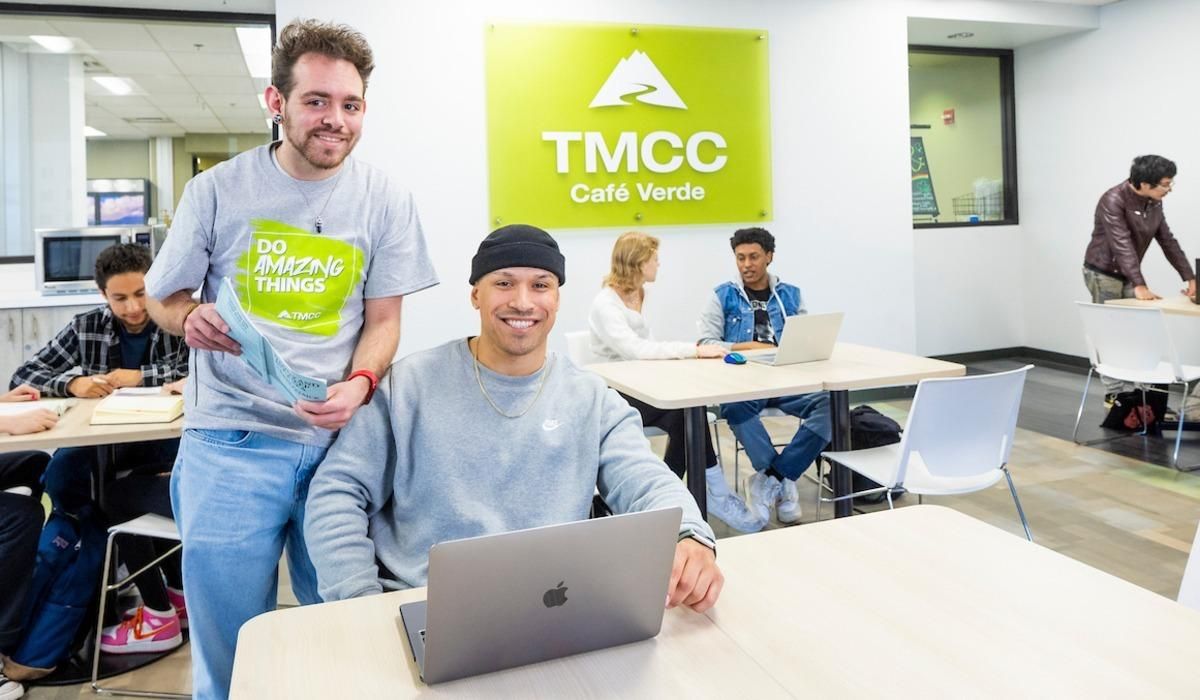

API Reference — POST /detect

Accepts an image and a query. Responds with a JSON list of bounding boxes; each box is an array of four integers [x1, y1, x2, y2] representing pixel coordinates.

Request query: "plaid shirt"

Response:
[[10, 306, 189, 398]]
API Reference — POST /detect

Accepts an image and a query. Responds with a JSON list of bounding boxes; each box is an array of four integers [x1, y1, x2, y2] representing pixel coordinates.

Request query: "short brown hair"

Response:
[[272, 19, 375, 98], [604, 231, 659, 294]]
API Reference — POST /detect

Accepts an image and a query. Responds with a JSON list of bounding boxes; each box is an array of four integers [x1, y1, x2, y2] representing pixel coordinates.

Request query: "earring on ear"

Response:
[[272, 114, 283, 125]]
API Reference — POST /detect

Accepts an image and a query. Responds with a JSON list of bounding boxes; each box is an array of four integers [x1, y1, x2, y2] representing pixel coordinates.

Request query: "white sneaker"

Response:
[[748, 471, 783, 524], [0, 674, 24, 700], [776, 478, 802, 524], [705, 466, 766, 533]]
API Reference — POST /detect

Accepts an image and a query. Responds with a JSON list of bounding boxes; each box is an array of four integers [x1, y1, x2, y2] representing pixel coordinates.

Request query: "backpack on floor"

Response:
[[1100, 387, 1170, 433], [843, 405, 904, 505], [8, 504, 106, 678]]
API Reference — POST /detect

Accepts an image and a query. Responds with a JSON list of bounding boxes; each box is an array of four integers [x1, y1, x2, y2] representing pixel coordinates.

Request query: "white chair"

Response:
[[817, 365, 1035, 541], [563, 330, 722, 462], [1073, 302, 1200, 469], [90, 513, 189, 699], [1178, 520, 1200, 612]]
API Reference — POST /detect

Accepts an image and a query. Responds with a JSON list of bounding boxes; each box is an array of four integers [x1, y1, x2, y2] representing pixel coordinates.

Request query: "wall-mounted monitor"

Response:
[[86, 178, 150, 226]]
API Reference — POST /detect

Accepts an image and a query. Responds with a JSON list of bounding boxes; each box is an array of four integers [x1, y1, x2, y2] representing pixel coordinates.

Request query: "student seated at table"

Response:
[[588, 231, 763, 533], [306, 225, 723, 612], [9, 243, 189, 653], [698, 227, 831, 526], [0, 385, 57, 700]]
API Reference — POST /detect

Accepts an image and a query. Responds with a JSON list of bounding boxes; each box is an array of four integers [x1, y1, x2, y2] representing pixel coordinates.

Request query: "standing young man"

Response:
[[145, 19, 437, 699], [698, 228, 831, 526], [1083, 154, 1194, 303]]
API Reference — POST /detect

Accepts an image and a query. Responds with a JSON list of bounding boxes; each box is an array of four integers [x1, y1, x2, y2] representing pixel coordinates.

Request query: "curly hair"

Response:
[[94, 243, 152, 291], [604, 231, 659, 294], [272, 19, 375, 98], [730, 227, 775, 254]]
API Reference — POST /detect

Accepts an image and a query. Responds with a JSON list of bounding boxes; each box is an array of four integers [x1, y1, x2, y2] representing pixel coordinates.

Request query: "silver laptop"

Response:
[[750, 312, 843, 366], [399, 507, 683, 684]]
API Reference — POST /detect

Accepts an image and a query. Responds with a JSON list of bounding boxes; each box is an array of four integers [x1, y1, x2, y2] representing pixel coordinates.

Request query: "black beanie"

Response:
[[469, 224, 566, 285]]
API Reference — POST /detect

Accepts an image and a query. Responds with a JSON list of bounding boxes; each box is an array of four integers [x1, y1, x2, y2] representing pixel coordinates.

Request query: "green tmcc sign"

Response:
[[485, 21, 772, 229]]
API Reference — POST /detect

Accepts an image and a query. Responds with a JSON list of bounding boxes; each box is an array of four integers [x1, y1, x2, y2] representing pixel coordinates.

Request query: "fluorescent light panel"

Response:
[[236, 26, 272, 79], [83, 126, 107, 137], [30, 35, 74, 53], [93, 76, 132, 95]]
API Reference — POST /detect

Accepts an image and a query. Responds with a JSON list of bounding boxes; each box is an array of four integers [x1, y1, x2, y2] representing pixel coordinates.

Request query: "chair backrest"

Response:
[[1076, 302, 1181, 375], [893, 364, 1032, 485], [1179, 520, 1200, 612], [564, 330, 596, 366]]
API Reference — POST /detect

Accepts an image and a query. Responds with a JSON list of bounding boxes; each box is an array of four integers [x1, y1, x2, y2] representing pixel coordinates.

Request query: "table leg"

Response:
[[684, 406, 707, 520], [829, 390, 853, 518]]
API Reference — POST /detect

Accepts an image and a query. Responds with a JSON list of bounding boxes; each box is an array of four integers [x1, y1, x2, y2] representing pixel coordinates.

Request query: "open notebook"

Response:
[[90, 394, 183, 425], [0, 398, 76, 417]]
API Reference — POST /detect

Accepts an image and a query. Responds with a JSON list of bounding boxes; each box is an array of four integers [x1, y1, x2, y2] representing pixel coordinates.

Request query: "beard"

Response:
[[283, 122, 357, 171]]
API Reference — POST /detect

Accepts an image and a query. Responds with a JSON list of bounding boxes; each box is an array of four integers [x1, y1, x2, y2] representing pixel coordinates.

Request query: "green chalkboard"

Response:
[[910, 137, 939, 217]]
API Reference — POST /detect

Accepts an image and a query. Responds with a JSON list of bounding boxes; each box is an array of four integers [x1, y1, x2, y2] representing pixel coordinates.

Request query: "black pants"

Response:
[[621, 393, 718, 478], [0, 451, 51, 654], [104, 471, 181, 613]]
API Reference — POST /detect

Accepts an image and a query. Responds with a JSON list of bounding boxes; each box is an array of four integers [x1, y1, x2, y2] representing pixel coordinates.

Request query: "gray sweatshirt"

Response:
[[304, 338, 713, 601]]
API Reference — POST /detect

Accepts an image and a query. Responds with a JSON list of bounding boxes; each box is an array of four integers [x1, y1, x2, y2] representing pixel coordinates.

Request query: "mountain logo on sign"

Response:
[[589, 50, 687, 110]]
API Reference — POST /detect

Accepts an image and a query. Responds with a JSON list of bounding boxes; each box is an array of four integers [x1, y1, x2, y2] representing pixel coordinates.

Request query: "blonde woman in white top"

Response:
[[588, 232, 763, 533]]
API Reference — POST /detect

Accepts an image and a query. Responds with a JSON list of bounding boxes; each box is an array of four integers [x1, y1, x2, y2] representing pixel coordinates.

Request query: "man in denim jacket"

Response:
[[698, 228, 831, 525]]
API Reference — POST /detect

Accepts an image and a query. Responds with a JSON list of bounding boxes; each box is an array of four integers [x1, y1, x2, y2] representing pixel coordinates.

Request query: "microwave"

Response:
[[34, 225, 164, 295]]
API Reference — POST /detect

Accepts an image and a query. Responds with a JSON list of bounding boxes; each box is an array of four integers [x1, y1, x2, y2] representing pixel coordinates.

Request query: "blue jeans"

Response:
[[171, 429, 326, 700], [722, 392, 832, 481]]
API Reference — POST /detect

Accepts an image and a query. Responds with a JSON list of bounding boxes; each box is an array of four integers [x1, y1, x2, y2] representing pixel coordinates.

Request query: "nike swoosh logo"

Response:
[[133, 617, 179, 640], [542, 419, 562, 431]]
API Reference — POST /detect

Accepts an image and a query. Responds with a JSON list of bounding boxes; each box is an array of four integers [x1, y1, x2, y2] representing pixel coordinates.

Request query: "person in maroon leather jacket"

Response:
[[1082, 154, 1196, 303]]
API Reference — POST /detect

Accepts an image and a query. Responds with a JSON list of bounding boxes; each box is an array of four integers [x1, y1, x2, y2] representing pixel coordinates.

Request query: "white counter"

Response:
[[0, 264, 104, 309]]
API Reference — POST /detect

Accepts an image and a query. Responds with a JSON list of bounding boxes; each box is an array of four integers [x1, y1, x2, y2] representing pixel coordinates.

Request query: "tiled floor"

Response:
[[24, 361, 1200, 698]]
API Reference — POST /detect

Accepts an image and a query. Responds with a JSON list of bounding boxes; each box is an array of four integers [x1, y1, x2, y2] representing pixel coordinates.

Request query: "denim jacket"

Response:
[[698, 275, 804, 348]]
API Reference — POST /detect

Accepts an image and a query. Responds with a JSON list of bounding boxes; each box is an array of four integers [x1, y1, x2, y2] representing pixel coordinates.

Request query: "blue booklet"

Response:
[[216, 277, 327, 404]]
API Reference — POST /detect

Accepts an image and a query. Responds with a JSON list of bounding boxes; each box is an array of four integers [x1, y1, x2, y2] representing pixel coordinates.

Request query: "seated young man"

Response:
[[9, 242, 189, 653], [698, 227, 831, 526], [305, 225, 722, 612], [0, 385, 56, 700]]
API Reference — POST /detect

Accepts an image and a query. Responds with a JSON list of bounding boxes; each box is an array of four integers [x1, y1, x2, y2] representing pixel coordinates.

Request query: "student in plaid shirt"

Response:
[[8, 244, 190, 655]]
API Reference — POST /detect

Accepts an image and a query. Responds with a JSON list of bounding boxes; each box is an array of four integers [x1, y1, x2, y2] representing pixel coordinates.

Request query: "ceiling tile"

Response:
[[175, 119, 227, 133], [0, 18, 58, 36], [160, 107, 217, 121], [48, 19, 156, 51], [169, 51, 247, 77], [202, 93, 261, 111], [220, 120, 271, 135], [93, 49, 179, 76], [146, 93, 208, 109], [215, 107, 267, 121], [187, 75, 255, 94], [146, 23, 242, 53], [126, 73, 197, 95]]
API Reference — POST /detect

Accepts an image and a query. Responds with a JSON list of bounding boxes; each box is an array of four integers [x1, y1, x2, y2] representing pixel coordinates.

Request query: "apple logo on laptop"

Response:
[[543, 581, 568, 608]]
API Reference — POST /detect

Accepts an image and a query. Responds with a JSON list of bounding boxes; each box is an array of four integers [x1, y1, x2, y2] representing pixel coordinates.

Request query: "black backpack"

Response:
[[831, 405, 904, 505]]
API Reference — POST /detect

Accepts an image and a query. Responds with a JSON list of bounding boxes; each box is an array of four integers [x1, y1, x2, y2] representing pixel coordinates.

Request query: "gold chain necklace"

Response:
[[471, 340, 553, 419]]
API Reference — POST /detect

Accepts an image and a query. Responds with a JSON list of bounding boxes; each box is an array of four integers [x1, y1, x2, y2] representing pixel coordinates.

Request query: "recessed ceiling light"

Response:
[[947, 32, 975, 39], [93, 76, 132, 95], [30, 35, 74, 53], [83, 126, 107, 137], [236, 26, 272, 79]]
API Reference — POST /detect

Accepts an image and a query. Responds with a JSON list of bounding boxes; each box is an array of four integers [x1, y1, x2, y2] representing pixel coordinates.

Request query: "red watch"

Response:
[[346, 369, 379, 405]]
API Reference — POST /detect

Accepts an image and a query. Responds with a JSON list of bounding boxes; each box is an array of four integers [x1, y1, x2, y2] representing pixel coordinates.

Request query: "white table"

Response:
[[588, 343, 964, 517], [231, 505, 1200, 698]]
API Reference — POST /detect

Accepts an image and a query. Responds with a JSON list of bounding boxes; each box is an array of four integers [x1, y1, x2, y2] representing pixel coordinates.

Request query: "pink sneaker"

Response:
[[100, 605, 182, 654], [167, 587, 188, 630]]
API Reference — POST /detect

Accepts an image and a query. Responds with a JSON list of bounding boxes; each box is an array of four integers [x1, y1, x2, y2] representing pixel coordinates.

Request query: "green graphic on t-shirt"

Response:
[[235, 219, 364, 336]]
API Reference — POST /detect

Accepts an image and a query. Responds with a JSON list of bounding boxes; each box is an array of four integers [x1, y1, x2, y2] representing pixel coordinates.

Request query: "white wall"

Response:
[[277, 0, 919, 357], [1017, 0, 1200, 356]]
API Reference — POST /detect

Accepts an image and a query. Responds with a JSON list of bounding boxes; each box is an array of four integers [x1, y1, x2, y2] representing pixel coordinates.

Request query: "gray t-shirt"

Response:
[[145, 143, 438, 446], [304, 339, 713, 600]]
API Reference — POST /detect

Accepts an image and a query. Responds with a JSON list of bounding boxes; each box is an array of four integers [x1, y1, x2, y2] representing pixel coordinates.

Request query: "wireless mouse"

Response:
[[724, 352, 747, 365]]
